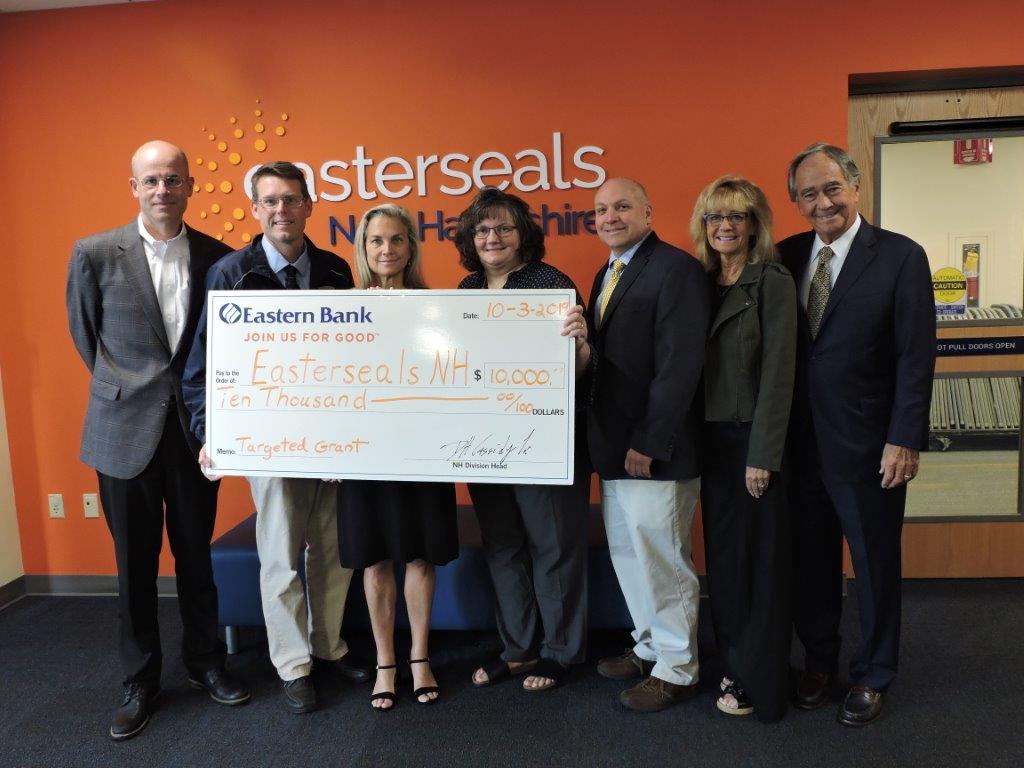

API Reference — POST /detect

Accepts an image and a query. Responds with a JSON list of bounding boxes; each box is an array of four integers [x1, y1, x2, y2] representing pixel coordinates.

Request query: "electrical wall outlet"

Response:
[[83, 493, 100, 518], [48, 493, 64, 518]]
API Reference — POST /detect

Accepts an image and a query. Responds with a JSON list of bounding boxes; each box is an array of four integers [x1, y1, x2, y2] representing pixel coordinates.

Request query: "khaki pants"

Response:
[[248, 477, 352, 681], [601, 477, 701, 686]]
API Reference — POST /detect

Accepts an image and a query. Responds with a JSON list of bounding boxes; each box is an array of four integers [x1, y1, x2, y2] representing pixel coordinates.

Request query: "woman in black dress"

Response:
[[337, 204, 458, 710], [455, 187, 592, 692], [690, 176, 797, 721]]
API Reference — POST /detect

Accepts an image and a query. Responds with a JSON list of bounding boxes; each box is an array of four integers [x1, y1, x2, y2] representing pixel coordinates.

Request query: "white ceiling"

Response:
[[0, 0, 156, 12]]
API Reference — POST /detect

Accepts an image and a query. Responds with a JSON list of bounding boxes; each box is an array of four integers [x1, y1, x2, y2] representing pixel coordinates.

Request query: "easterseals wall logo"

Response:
[[188, 97, 609, 249], [219, 303, 243, 324], [190, 98, 290, 248]]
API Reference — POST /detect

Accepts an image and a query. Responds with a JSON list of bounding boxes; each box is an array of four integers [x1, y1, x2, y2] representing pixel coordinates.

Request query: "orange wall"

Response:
[[1, 0, 1022, 576]]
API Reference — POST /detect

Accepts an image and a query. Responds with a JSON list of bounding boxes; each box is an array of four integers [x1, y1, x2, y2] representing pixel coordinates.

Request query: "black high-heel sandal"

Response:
[[409, 658, 439, 705], [370, 664, 397, 711]]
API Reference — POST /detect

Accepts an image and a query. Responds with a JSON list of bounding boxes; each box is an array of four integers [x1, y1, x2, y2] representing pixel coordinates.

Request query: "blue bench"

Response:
[[211, 504, 631, 652]]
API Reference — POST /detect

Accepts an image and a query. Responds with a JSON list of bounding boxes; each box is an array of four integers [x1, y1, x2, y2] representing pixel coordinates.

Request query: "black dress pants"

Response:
[[97, 408, 224, 685], [702, 422, 792, 722]]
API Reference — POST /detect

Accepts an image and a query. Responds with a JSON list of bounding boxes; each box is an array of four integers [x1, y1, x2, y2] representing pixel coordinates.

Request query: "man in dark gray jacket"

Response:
[[66, 140, 249, 742]]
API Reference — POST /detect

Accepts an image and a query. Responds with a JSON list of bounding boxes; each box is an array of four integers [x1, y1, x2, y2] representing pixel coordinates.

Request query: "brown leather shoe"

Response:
[[794, 670, 832, 710], [619, 675, 698, 712], [597, 649, 654, 681], [837, 685, 884, 727]]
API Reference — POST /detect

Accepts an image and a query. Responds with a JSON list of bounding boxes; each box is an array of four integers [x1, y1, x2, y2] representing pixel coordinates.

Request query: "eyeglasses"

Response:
[[137, 175, 186, 189], [703, 212, 749, 226], [256, 196, 307, 210], [472, 224, 517, 239]]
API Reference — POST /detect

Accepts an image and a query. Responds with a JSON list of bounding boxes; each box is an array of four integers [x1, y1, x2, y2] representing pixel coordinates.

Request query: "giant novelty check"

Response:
[[205, 289, 575, 484]]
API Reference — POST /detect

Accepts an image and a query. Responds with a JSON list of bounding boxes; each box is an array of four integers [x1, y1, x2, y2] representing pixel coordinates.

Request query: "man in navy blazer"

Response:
[[779, 144, 935, 726], [583, 178, 710, 712]]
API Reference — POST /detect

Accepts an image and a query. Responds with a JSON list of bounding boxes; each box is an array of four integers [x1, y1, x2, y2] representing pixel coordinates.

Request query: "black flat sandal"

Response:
[[522, 658, 567, 693], [716, 681, 754, 716], [471, 657, 538, 687], [409, 658, 439, 705], [370, 664, 397, 712]]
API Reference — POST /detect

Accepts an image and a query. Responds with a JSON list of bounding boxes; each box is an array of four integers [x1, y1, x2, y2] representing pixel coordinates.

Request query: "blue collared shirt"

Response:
[[262, 237, 311, 289], [598, 230, 652, 295]]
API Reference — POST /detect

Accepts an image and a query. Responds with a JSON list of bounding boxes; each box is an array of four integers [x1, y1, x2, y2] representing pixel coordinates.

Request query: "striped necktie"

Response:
[[598, 258, 625, 324], [806, 246, 834, 339], [282, 264, 299, 289]]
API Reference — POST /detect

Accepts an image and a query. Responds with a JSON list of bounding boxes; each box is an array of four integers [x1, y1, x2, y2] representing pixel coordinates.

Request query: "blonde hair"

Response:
[[689, 175, 777, 273], [353, 204, 426, 289]]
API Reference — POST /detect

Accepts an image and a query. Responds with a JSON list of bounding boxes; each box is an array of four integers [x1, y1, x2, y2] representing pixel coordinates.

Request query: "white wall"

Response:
[[880, 136, 1024, 308], [0, 364, 25, 587]]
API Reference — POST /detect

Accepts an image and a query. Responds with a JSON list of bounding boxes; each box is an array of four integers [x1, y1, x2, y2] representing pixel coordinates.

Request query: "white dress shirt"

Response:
[[138, 215, 190, 352], [798, 214, 863, 308]]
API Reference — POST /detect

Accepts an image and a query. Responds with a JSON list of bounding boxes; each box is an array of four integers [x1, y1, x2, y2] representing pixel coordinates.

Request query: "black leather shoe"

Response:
[[838, 685, 884, 727], [312, 654, 372, 684], [794, 670, 832, 710], [188, 667, 251, 706], [110, 682, 159, 741], [282, 676, 317, 714]]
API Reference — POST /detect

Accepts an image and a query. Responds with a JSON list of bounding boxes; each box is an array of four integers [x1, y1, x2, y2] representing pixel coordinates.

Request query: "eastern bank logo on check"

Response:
[[218, 302, 374, 325]]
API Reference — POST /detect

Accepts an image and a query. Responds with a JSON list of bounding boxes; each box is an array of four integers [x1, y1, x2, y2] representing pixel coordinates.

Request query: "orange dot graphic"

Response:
[[275, 126, 286, 136], [228, 152, 242, 165], [204, 182, 215, 193], [195, 156, 204, 165], [234, 128, 244, 139], [207, 161, 218, 171], [242, 233, 252, 243], [224, 222, 234, 232], [200, 211, 208, 219], [200, 126, 206, 132], [229, 116, 237, 124], [216, 233, 224, 241], [220, 181, 233, 193], [193, 184, 200, 193], [254, 139, 267, 152], [211, 203, 222, 214], [217, 141, 227, 152], [208, 133, 216, 141], [232, 208, 245, 220], [255, 109, 263, 117], [254, 123, 265, 133], [281, 113, 289, 121]]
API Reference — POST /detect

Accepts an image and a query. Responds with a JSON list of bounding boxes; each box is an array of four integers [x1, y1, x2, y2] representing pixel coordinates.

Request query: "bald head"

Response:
[[599, 177, 649, 206], [594, 177, 653, 255], [131, 140, 189, 177], [130, 139, 193, 239]]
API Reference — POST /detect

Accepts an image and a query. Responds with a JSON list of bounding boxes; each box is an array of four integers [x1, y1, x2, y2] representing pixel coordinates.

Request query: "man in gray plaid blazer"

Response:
[[66, 140, 249, 741]]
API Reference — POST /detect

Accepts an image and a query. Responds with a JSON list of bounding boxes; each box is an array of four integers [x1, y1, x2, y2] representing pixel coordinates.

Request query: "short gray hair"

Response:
[[786, 143, 861, 201]]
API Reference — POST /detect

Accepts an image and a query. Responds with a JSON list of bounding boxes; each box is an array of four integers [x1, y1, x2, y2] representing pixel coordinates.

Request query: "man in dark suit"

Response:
[[779, 143, 935, 726], [183, 161, 368, 715], [66, 140, 250, 741], [582, 178, 710, 712]]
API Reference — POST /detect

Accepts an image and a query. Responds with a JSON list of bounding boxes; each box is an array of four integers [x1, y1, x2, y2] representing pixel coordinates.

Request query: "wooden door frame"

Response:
[[848, 79, 1024, 577]]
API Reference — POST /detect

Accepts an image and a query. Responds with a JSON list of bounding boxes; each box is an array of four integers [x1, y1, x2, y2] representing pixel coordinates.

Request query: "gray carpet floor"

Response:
[[0, 580, 1022, 767]]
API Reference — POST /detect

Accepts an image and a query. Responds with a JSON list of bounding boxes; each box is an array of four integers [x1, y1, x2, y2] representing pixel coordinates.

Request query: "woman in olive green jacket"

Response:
[[691, 176, 797, 722]]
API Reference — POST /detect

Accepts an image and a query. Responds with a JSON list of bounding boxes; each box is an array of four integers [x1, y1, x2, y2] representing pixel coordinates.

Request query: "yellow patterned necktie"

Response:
[[806, 246, 834, 339], [598, 258, 625, 324]]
